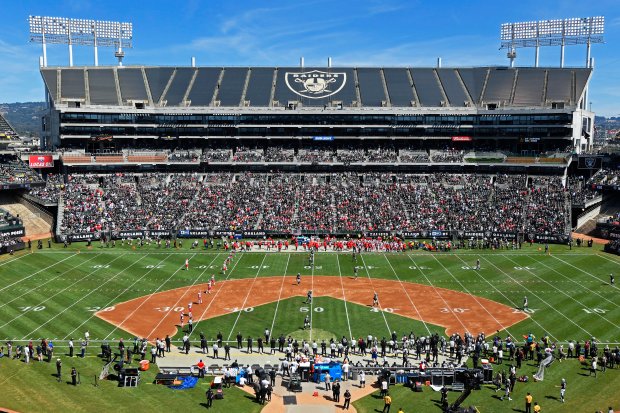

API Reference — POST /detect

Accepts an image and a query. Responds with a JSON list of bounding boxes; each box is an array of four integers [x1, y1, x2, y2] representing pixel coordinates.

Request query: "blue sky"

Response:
[[0, 0, 618, 115]]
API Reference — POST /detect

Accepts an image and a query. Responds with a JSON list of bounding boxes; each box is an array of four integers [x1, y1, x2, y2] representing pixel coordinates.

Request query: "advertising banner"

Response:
[[29, 155, 54, 168]]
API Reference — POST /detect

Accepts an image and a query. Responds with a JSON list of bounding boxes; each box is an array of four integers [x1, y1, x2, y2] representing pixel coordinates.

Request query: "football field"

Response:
[[1, 243, 618, 347]]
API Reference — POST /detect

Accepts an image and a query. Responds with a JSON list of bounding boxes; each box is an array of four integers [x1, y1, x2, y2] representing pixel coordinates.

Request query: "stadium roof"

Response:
[[40, 66, 592, 109]]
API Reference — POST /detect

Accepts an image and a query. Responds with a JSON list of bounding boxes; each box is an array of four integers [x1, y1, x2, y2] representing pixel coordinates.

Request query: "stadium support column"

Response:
[[93, 27, 99, 67], [68, 26, 73, 67], [534, 39, 540, 67], [560, 37, 565, 68], [41, 25, 47, 67]]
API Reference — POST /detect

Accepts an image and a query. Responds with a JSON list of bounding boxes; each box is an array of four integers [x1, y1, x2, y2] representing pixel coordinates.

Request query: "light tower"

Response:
[[29, 16, 133, 67], [500, 17, 604, 68]]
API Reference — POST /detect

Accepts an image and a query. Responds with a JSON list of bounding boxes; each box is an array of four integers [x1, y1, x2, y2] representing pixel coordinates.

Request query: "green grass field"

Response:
[[0, 241, 619, 412]]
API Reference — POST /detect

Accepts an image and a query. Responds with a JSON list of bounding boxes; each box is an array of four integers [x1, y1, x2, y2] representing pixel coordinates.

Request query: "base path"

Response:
[[96, 276, 528, 340]]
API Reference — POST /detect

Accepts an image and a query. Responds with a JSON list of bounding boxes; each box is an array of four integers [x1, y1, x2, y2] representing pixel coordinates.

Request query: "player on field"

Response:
[[354, 266, 359, 279], [211, 274, 216, 285], [475, 259, 480, 271], [222, 263, 227, 275], [611, 273, 615, 286], [207, 280, 213, 294], [180, 313, 184, 327], [523, 296, 528, 311], [185, 258, 189, 270], [305, 290, 312, 304], [373, 292, 379, 307], [198, 290, 202, 304], [296, 273, 301, 285]]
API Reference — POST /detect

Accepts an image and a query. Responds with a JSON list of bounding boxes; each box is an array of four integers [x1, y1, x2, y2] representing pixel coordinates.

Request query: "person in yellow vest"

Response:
[[533, 401, 541, 412], [525, 392, 533, 413], [382, 393, 392, 413], [397, 408, 404, 413]]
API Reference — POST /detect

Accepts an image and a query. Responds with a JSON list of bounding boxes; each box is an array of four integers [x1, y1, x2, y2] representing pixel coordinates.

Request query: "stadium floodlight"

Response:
[[500, 16, 604, 67], [29, 15, 133, 67]]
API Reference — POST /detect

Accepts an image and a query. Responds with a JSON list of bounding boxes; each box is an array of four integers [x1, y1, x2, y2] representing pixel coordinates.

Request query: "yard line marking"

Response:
[[335, 253, 354, 342], [269, 253, 290, 340], [103, 253, 197, 340], [382, 254, 431, 336], [429, 254, 512, 335], [481, 256, 591, 339], [226, 253, 269, 341], [144, 253, 222, 340], [453, 254, 547, 341], [531, 256, 619, 306], [63, 253, 178, 340], [0, 252, 79, 293], [0, 253, 128, 332], [359, 253, 391, 335], [407, 255, 469, 334], [0, 253, 103, 311], [187, 249, 245, 341], [21, 253, 150, 340], [596, 253, 620, 265], [0, 251, 31, 267], [554, 254, 620, 292], [502, 255, 620, 330], [310, 250, 315, 342]]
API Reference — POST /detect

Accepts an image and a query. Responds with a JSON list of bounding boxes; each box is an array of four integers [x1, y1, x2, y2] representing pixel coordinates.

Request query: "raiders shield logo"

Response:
[[584, 157, 596, 168], [285, 70, 346, 99]]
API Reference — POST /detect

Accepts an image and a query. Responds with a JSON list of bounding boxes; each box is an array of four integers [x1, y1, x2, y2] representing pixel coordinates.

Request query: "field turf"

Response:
[[0, 241, 619, 412]]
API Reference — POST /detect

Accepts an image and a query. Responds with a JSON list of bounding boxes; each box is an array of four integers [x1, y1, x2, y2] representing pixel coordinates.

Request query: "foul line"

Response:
[[226, 253, 269, 341], [269, 253, 290, 339], [103, 253, 197, 340], [406, 255, 469, 334], [359, 253, 391, 335], [382, 254, 431, 336], [335, 253, 354, 342]]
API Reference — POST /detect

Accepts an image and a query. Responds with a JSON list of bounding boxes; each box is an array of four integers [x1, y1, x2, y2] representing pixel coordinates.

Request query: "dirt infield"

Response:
[[96, 276, 528, 340]]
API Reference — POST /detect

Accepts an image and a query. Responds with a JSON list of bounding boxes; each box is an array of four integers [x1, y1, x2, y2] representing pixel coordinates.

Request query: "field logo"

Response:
[[285, 70, 346, 99], [584, 157, 596, 168]]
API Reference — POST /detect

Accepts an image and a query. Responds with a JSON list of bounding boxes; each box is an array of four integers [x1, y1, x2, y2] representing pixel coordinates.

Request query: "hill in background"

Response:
[[0, 102, 46, 138]]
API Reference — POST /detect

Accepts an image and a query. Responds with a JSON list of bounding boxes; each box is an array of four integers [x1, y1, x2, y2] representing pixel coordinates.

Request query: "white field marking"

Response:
[[187, 250, 245, 341], [226, 253, 269, 341], [269, 253, 290, 340], [103, 253, 197, 340], [144, 253, 222, 340], [532, 256, 619, 306], [501, 254, 620, 330], [63, 253, 177, 339], [359, 254, 391, 335], [0, 252, 31, 267], [382, 254, 431, 336], [0, 253, 128, 332], [0, 253, 103, 311], [596, 253, 620, 265], [335, 253, 354, 342], [0, 252, 80, 294], [310, 252, 315, 342], [21, 253, 148, 339], [481, 255, 590, 340], [453, 254, 549, 340], [429, 254, 512, 335], [406, 255, 469, 334], [557, 254, 620, 292]]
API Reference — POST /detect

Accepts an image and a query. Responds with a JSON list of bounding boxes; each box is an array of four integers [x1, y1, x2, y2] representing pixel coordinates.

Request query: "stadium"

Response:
[[1, 10, 619, 413]]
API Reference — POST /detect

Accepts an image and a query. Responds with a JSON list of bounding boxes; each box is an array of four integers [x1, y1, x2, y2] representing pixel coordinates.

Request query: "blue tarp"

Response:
[[169, 376, 198, 390], [313, 361, 343, 382]]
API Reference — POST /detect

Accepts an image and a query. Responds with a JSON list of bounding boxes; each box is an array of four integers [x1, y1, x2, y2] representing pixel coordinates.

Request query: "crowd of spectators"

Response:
[[233, 147, 264, 162], [202, 149, 232, 162], [430, 149, 465, 163], [0, 155, 43, 185], [28, 173, 64, 203], [569, 177, 601, 206], [265, 147, 295, 162], [47, 172, 571, 236], [297, 149, 334, 163], [587, 168, 620, 186], [336, 148, 366, 163], [169, 150, 200, 163], [399, 150, 430, 163]]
